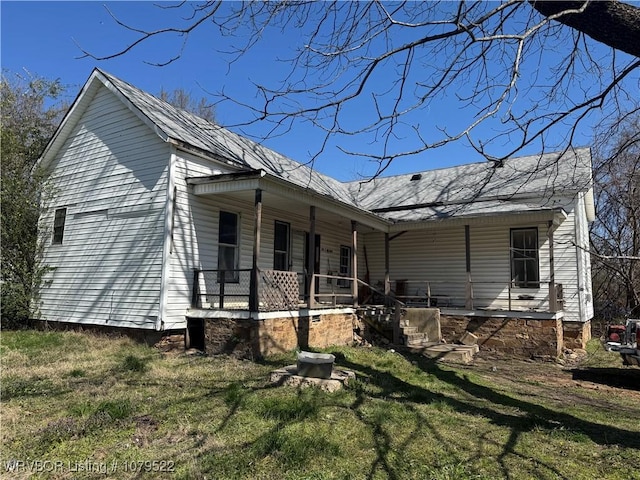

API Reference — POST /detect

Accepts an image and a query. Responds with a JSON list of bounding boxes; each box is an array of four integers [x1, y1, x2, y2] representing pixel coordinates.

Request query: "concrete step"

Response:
[[400, 326, 418, 335], [405, 343, 479, 364], [404, 332, 428, 345]]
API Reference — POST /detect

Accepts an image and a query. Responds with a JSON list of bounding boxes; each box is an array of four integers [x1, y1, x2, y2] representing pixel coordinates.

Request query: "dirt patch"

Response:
[[467, 352, 640, 404]]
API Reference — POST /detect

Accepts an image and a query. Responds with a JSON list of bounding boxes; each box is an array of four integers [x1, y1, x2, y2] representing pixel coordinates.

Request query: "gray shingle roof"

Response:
[[346, 148, 592, 222]]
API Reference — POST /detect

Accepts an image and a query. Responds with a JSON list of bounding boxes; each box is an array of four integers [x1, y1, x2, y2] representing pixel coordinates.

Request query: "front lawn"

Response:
[[1, 330, 638, 479]]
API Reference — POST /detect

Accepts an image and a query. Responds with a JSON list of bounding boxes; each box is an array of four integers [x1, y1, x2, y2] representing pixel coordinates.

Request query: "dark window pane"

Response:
[[52, 208, 67, 244], [274, 222, 288, 251], [273, 221, 290, 270], [511, 228, 539, 288], [274, 252, 287, 271], [219, 211, 237, 245]]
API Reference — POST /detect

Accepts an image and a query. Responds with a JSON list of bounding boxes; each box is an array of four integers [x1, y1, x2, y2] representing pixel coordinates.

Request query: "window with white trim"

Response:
[[218, 211, 239, 282], [510, 228, 539, 288]]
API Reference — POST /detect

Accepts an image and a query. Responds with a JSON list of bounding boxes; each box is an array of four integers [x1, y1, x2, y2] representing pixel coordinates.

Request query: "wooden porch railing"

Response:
[[191, 268, 299, 311]]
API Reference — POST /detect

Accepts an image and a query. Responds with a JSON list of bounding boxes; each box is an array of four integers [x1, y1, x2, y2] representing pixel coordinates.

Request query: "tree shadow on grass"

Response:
[[118, 350, 640, 479], [332, 350, 640, 480], [571, 367, 640, 391]]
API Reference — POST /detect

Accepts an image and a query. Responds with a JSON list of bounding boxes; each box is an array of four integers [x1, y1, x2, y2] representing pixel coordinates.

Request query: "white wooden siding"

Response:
[[554, 208, 582, 322], [39, 85, 169, 329], [574, 192, 594, 321], [359, 212, 590, 318], [163, 153, 359, 328], [360, 227, 467, 304]]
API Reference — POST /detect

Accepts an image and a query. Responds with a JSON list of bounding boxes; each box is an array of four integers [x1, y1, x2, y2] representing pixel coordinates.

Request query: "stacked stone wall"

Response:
[[202, 313, 355, 358], [440, 314, 563, 358], [562, 320, 592, 350]]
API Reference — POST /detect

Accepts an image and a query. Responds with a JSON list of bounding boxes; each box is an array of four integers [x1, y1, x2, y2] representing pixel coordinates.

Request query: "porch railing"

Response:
[[192, 268, 300, 311], [388, 279, 563, 313], [308, 273, 357, 308]]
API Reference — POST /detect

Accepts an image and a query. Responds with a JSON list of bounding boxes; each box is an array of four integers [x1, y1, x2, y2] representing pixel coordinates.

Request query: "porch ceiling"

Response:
[[187, 171, 387, 232]]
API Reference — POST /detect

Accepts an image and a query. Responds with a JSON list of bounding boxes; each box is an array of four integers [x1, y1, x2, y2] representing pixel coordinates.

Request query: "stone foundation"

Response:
[[440, 314, 563, 358], [562, 320, 591, 350], [201, 312, 355, 359]]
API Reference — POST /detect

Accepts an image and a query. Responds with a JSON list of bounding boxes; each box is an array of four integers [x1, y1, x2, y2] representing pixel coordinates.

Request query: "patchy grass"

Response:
[[1, 330, 638, 479]]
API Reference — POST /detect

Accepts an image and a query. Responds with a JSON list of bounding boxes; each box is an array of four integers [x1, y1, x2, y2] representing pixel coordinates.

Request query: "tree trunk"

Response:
[[531, 1, 640, 58]]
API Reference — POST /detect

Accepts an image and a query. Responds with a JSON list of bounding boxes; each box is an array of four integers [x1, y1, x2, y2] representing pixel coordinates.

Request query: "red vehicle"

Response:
[[605, 319, 640, 366]]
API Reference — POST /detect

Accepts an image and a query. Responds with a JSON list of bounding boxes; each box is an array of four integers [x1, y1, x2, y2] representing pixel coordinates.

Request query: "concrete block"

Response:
[[403, 308, 441, 342], [459, 331, 478, 346]]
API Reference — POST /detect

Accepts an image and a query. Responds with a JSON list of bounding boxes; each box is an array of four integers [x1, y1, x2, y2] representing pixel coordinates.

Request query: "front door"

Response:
[[304, 233, 321, 295]]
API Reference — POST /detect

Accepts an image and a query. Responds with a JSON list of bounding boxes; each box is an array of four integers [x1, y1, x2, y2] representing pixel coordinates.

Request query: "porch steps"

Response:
[[358, 305, 479, 364]]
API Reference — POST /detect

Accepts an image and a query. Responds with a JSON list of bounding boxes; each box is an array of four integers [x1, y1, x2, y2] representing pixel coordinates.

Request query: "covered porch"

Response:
[[185, 169, 387, 318]]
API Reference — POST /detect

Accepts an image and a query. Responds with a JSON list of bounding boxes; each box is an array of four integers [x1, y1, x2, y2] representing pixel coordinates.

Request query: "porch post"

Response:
[[249, 189, 262, 312], [548, 220, 557, 313], [465, 225, 473, 309], [384, 233, 390, 299], [351, 220, 358, 307], [308, 206, 317, 308]]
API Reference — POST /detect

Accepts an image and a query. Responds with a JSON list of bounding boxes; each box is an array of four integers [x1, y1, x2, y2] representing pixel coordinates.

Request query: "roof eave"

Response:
[[386, 207, 568, 232], [187, 171, 389, 231]]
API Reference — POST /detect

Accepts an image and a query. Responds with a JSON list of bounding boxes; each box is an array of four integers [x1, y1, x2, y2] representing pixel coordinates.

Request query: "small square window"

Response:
[[52, 208, 67, 244]]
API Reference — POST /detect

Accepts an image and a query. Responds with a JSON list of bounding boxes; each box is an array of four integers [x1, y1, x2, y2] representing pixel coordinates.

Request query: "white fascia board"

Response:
[[37, 70, 103, 171], [388, 208, 567, 232], [37, 69, 174, 172]]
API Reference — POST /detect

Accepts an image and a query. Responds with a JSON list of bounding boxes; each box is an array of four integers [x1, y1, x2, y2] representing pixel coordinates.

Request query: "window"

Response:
[[273, 221, 290, 271], [338, 245, 351, 287], [52, 208, 67, 244], [218, 211, 239, 282], [511, 228, 539, 288]]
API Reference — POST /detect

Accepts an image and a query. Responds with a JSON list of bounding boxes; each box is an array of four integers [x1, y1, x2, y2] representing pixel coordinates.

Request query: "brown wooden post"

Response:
[[465, 225, 473, 309], [384, 232, 390, 300], [393, 299, 402, 345], [307, 206, 317, 308], [249, 189, 262, 312], [351, 220, 359, 307], [548, 220, 557, 312]]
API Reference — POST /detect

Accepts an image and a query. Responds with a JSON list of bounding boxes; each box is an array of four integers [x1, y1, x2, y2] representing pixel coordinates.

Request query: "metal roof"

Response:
[[40, 69, 594, 226], [96, 69, 357, 206], [346, 148, 593, 222]]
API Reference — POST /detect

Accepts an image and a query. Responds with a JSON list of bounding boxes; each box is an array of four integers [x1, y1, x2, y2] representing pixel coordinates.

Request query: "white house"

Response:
[[36, 69, 595, 357]]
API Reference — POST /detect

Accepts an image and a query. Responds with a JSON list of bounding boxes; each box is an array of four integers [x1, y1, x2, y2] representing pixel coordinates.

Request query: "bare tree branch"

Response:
[[78, 1, 640, 174]]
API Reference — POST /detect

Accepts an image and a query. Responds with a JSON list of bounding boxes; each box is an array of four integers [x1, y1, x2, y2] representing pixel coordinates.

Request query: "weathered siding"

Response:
[[163, 151, 235, 328], [360, 226, 467, 304], [39, 85, 169, 329], [470, 221, 551, 311], [163, 151, 359, 328], [361, 217, 561, 313], [554, 207, 581, 322]]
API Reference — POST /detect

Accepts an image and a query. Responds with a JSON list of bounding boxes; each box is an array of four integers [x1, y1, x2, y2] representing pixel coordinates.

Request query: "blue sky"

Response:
[[2, 2, 635, 180]]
